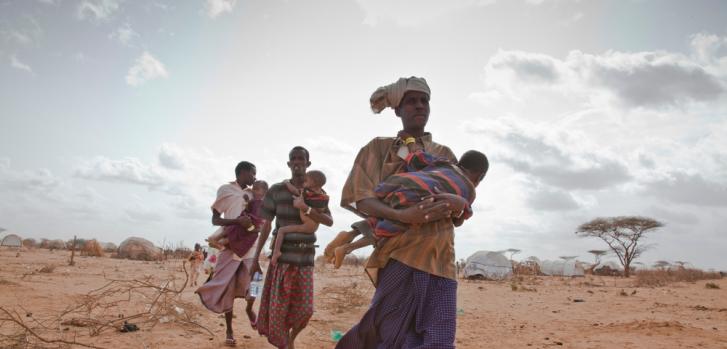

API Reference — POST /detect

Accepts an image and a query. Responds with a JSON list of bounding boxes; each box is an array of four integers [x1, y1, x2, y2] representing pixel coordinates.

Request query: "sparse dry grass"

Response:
[[38, 265, 56, 273], [635, 268, 722, 287], [0, 278, 18, 286], [705, 282, 720, 289], [82, 239, 105, 257]]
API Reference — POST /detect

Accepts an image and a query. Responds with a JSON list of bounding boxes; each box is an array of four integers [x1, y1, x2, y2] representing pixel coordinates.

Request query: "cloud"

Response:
[[10, 55, 33, 74], [488, 50, 561, 84], [1, 16, 43, 46], [124, 207, 163, 222], [75, 156, 165, 188], [480, 43, 726, 109], [0, 167, 60, 193], [109, 23, 138, 46], [690, 32, 727, 63], [355, 0, 496, 26], [527, 187, 581, 211], [125, 52, 168, 86], [466, 117, 632, 190], [643, 171, 727, 207], [78, 0, 121, 21], [158, 143, 186, 170], [206, 0, 237, 18]]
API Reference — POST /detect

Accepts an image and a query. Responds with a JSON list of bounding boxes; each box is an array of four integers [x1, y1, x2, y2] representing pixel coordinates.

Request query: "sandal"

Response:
[[225, 338, 237, 347]]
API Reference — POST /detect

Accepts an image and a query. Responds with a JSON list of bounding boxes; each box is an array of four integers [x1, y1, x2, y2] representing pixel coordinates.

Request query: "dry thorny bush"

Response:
[[634, 268, 723, 287], [319, 281, 373, 314], [0, 261, 210, 349]]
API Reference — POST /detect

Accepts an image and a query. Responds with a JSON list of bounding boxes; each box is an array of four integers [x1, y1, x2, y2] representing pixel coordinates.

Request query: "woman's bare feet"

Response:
[[245, 305, 257, 330]]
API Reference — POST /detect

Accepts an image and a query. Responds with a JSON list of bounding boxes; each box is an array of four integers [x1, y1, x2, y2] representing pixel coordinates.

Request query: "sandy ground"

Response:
[[1, 249, 726, 349]]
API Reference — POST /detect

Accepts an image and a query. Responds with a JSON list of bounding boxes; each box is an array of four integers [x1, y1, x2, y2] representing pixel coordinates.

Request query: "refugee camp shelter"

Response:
[[1, 233, 23, 248], [464, 250, 513, 280], [538, 259, 585, 277]]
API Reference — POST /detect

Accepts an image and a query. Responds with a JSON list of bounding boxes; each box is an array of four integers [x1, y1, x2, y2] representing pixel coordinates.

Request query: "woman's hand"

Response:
[[423, 190, 468, 213], [396, 197, 453, 224], [236, 215, 252, 227]]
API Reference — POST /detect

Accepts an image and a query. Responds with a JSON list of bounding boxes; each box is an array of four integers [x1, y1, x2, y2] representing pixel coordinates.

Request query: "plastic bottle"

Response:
[[249, 272, 263, 298]]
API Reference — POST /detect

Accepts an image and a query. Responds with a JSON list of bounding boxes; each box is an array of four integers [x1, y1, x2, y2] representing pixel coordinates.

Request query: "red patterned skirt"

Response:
[[257, 263, 314, 348]]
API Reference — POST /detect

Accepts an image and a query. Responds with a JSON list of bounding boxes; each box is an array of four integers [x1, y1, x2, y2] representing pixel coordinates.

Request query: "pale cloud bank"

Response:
[[465, 117, 632, 191], [10, 55, 33, 74], [75, 156, 165, 187], [355, 0, 496, 26], [109, 23, 138, 46], [125, 52, 168, 86], [78, 0, 121, 21], [206, 0, 237, 18], [480, 45, 726, 109]]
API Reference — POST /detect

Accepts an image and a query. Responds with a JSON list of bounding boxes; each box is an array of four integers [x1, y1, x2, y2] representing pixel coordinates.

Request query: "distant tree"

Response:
[[505, 248, 521, 262], [575, 216, 664, 277], [587, 250, 608, 274], [559, 255, 577, 261], [653, 260, 671, 269], [22, 238, 37, 248], [673, 261, 689, 269]]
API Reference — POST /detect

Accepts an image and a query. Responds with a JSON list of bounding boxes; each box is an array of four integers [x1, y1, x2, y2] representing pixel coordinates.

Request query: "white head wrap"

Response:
[[369, 76, 430, 114]]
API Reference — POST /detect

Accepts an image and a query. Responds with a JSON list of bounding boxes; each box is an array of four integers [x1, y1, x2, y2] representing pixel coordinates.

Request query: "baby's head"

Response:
[[194, 243, 201, 252], [304, 170, 326, 192], [252, 180, 269, 200], [458, 150, 489, 187]]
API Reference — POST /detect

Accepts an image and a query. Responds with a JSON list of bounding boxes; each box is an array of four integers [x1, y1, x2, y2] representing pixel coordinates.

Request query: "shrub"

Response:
[[635, 268, 722, 287], [81, 239, 105, 257], [705, 282, 720, 289], [22, 238, 37, 248]]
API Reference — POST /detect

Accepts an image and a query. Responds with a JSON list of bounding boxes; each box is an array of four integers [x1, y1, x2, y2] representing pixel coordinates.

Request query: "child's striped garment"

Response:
[[372, 150, 475, 238]]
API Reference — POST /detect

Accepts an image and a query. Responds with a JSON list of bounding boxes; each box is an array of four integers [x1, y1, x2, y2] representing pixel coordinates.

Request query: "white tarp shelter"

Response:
[[464, 251, 513, 280], [1, 233, 22, 248], [538, 259, 585, 277]]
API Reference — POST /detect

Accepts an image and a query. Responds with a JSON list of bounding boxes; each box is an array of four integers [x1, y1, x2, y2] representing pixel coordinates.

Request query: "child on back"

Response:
[[328, 135, 489, 268], [270, 170, 329, 266]]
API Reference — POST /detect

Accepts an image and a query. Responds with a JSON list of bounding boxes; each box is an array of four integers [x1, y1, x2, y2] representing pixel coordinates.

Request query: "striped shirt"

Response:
[[341, 134, 458, 284], [260, 181, 332, 238]]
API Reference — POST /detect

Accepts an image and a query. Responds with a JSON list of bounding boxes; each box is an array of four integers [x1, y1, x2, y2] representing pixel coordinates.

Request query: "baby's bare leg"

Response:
[[334, 236, 375, 269], [276, 211, 319, 235], [324, 230, 358, 262]]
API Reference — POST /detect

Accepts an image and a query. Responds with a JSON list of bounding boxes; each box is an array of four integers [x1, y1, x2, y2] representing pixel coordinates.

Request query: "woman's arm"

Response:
[[211, 208, 252, 228], [357, 197, 453, 224]]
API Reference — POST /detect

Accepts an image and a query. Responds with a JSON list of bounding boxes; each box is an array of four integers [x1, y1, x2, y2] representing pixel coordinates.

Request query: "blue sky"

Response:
[[1, 0, 726, 270]]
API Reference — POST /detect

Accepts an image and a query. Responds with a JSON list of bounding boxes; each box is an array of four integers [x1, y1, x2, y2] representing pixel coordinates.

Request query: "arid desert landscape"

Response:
[[1, 248, 726, 349]]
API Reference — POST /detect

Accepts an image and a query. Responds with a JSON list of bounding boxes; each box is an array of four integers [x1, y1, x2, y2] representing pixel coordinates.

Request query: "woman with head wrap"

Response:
[[335, 77, 465, 349]]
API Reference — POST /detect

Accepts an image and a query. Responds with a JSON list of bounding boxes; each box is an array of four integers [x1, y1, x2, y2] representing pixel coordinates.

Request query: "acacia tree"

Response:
[[587, 250, 608, 274], [505, 248, 521, 262], [575, 216, 663, 277]]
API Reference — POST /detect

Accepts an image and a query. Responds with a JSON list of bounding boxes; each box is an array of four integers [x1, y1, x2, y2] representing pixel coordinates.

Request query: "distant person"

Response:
[[195, 161, 260, 347], [271, 170, 329, 266], [188, 243, 204, 287]]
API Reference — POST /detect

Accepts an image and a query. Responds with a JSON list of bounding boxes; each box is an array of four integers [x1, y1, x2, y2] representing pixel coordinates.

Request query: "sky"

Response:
[[1, 0, 726, 270]]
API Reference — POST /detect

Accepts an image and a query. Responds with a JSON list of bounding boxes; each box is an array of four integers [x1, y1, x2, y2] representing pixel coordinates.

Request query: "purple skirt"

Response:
[[195, 249, 253, 314], [336, 259, 457, 349]]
